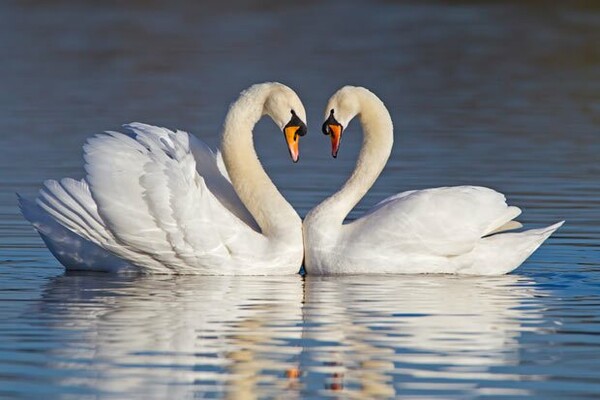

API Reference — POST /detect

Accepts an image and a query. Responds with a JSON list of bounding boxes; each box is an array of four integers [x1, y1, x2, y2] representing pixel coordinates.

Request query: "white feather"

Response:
[[20, 83, 306, 275], [304, 87, 563, 275]]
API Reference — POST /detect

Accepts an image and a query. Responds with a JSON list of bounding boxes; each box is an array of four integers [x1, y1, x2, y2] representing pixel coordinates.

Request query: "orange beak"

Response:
[[284, 125, 301, 163], [328, 124, 342, 158]]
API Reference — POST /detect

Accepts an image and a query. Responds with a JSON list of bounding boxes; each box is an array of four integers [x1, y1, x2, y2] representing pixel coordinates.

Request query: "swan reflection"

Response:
[[302, 274, 543, 398], [38, 274, 304, 399], [36, 273, 544, 398]]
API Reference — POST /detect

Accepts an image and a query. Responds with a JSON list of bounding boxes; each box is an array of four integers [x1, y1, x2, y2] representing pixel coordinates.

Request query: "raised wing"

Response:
[[347, 186, 521, 256], [127, 123, 258, 231], [81, 123, 266, 273]]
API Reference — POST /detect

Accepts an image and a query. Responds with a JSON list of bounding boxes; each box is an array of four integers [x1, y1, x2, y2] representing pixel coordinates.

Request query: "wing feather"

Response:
[[349, 186, 522, 257], [30, 178, 167, 272], [24, 122, 264, 274], [83, 123, 263, 273], [84, 131, 179, 270]]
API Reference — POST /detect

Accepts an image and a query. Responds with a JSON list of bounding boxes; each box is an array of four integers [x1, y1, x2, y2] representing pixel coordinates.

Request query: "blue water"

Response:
[[1, 1, 599, 398]]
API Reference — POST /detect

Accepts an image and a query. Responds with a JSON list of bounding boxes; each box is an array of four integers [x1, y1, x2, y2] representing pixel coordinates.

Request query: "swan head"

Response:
[[263, 84, 308, 163], [321, 86, 361, 158]]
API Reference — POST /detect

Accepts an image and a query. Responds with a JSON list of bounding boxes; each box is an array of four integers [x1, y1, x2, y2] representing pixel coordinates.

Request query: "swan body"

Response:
[[304, 86, 563, 275], [20, 83, 307, 275]]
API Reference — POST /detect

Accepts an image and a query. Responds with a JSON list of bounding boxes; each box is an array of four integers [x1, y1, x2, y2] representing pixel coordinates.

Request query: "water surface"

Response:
[[1, 1, 599, 398]]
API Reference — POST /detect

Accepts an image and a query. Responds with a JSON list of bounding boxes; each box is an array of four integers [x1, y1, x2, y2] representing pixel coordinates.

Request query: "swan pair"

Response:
[[20, 82, 563, 275]]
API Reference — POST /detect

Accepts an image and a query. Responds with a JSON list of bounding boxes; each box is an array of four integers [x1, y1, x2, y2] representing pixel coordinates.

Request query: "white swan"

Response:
[[20, 82, 307, 275], [303, 86, 563, 275]]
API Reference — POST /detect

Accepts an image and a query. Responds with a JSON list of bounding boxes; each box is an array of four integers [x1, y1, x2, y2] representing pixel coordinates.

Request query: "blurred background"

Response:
[[2, 0, 598, 217], [0, 1, 599, 398]]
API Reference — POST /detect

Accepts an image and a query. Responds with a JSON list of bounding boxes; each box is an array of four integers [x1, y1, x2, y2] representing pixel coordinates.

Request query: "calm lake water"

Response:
[[1, 1, 599, 398]]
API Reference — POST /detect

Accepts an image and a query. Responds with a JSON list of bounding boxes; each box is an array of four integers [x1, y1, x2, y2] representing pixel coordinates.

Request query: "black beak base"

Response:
[[285, 110, 308, 137], [322, 109, 341, 135]]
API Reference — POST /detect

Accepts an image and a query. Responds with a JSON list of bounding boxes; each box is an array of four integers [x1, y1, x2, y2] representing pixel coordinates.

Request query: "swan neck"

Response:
[[318, 91, 393, 225], [220, 86, 300, 236]]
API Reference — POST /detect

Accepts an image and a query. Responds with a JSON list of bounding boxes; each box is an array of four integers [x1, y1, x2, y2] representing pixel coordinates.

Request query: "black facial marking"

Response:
[[322, 109, 342, 135], [285, 111, 307, 136], [296, 123, 307, 137]]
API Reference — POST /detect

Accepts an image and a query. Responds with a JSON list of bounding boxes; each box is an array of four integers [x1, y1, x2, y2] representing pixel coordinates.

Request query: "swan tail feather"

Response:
[[483, 205, 522, 236], [36, 178, 114, 246], [20, 177, 162, 272], [18, 193, 135, 272], [486, 220, 523, 235], [457, 221, 564, 275]]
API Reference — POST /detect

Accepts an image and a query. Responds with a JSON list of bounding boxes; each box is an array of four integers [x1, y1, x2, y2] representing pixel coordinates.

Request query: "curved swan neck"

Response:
[[221, 84, 300, 236], [314, 88, 394, 225]]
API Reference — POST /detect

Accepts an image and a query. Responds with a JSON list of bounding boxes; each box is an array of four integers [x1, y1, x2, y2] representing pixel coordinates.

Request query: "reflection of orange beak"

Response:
[[328, 124, 342, 158], [285, 368, 301, 379], [284, 126, 301, 163]]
